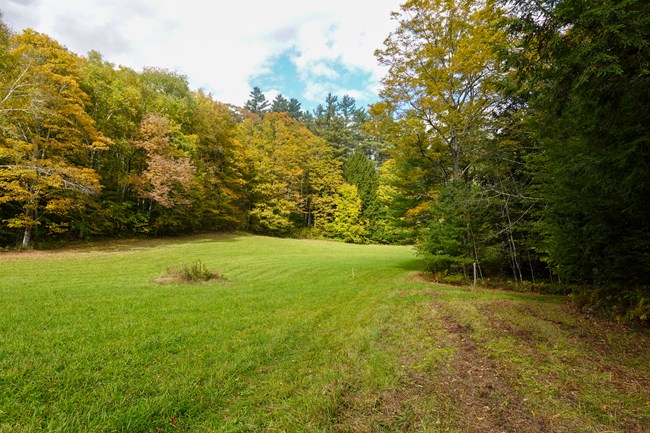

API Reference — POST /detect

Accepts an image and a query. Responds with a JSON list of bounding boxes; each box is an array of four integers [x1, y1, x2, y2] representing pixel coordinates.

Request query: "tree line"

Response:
[[0, 17, 390, 249], [1, 0, 648, 321]]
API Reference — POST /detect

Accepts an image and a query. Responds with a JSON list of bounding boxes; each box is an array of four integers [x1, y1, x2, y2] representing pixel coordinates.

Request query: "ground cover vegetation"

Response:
[[1, 0, 648, 319], [0, 235, 648, 432]]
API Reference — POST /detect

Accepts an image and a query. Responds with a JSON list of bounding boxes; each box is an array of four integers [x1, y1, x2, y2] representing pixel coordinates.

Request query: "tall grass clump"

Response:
[[160, 259, 225, 284]]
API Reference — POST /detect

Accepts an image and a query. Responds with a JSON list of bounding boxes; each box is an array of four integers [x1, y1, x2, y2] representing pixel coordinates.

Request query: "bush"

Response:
[[573, 285, 649, 325]]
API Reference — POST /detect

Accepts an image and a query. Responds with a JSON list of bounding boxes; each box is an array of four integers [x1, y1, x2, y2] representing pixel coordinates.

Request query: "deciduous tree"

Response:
[[189, 90, 246, 230], [239, 113, 343, 235], [375, 0, 507, 182], [373, 0, 516, 270], [0, 30, 109, 247], [128, 114, 196, 210]]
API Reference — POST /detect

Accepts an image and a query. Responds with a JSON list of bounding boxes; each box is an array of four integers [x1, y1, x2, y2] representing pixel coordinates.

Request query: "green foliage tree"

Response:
[[79, 52, 143, 197], [310, 94, 347, 157], [243, 86, 270, 115], [270, 93, 289, 113], [338, 95, 357, 126], [140, 67, 194, 129], [343, 150, 378, 221], [287, 98, 303, 120], [504, 0, 650, 316], [308, 93, 377, 160]]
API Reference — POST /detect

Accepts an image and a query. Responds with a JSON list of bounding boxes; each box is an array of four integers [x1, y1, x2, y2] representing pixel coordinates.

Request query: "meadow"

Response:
[[1, 234, 648, 432]]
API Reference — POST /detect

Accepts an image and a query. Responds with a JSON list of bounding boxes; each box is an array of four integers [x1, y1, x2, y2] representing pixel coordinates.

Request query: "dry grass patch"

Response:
[[155, 260, 227, 285]]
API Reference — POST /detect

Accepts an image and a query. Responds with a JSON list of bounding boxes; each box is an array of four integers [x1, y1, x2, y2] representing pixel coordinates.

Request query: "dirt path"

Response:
[[334, 284, 650, 433], [435, 313, 549, 433]]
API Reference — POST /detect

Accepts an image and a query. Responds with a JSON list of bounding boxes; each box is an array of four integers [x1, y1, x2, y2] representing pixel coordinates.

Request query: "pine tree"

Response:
[[270, 93, 289, 113], [287, 98, 302, 120], [505, 0, 650, 311], [243, 87, 270, 115], [343, 150, 378, 220]]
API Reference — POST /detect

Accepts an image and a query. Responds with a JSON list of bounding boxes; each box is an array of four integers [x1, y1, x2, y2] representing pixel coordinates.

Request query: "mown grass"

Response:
[[1, 234, 648, 432], [0, 234, 423, 432]]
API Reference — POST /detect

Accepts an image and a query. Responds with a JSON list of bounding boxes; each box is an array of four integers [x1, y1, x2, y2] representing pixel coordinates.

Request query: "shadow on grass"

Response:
[[30, 232, 247, 254]]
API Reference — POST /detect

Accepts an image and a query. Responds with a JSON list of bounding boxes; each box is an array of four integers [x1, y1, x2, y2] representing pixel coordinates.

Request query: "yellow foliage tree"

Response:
[[375, 0, 507, 183], [239, 113, 343, 235], [0, 30, 111, 247]]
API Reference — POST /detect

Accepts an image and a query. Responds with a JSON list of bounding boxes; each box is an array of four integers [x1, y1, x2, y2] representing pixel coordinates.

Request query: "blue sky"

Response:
[[250, 49, 378, 112], [2, 0, 403, 112]]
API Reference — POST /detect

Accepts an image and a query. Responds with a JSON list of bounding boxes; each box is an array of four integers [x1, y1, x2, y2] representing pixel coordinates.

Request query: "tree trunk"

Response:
[[21, 206, 36, 249], [502, 203, 523, 283], [21, 225, 32, 249]]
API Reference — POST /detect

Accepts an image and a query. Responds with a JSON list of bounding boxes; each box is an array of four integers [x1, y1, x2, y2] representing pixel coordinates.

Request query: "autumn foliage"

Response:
[[0, 23, 374, 247], [1, 2, 648, 320]]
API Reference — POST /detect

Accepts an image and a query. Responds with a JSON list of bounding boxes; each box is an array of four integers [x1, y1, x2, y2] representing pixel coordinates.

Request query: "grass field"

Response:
[[0, 234, 648, 432]]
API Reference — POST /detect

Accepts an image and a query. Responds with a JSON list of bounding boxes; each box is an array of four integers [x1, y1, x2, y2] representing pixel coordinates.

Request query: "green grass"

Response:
[[0, 234, 423, 432], [1, 234, 648, 432]]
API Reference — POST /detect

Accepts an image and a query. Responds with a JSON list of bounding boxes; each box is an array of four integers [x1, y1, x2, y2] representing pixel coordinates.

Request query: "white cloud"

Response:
[[303, 82, 329, 104], [2, 0, 402, 106], [265, 88, 281, 104], [307, 61, 341, 80]]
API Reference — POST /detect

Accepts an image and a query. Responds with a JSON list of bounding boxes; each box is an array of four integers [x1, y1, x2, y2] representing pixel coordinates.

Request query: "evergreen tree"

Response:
[[505, 0, 650, 316], [270, 93, 289, 113], [287, 98, 302, 120], [323, 93, 338, 124], [243, 86, 270, 115], [308, 93, 370, 159], [338, 95, 358, 127], [343, 150, 378, 220]]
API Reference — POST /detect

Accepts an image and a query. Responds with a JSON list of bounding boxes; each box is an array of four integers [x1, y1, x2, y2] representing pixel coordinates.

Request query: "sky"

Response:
[[2, 0, 403, 112]]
